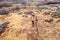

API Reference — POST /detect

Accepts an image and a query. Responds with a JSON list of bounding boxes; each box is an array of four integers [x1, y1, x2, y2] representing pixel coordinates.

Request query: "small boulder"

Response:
[[45, 19, 53, 23], [0, 22, 9, 35], [51, 11, 60, 18]]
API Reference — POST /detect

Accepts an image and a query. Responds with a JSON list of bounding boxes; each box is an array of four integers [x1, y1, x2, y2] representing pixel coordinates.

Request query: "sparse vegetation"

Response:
[[12, 6, 20, 10], [45, 19, 53, 23], [11, 6, 20, 12], [0, 0, 60, 40], [43, 11, 51, 15], [51, 11, 60, 18], [24, 11, 34, 15], [56, 19, 60, 22], [0, 8, 10, 15], [0, 22, 9, 35], [0, 2, 12, 8]]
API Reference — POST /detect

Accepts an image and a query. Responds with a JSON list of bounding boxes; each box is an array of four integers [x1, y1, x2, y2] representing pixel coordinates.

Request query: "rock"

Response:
[[0, 22, 9, 34], [43, 2, 60, 5], [51, 11, 60, 18], [45, 19, 53, 23], [56, 20, 60, 23], [43, 11, 51, 15], [24, 11, 35, 16], [0, 8, 10, 15]]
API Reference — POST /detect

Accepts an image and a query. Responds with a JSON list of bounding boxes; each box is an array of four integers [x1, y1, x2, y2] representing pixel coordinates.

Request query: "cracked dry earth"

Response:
[[0, 6, 60, 40]]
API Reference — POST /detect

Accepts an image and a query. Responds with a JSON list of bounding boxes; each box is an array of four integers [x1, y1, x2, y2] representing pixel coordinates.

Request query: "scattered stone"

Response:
[[0, 8, 9, 15], [43, 11, 51, 15], [24, 11, 35, 16], [51, 11, 60, 18], [11, 6, 20, 11], [0, 2, 12, 8], [45, 2, 60, 5], [0, 22, 9, 35], [45, 19, 53, 23], [23, 11, 35, 18], [32, 20, 35, 27], [56, 20, 60, 23], [18, 12, 22, 15]]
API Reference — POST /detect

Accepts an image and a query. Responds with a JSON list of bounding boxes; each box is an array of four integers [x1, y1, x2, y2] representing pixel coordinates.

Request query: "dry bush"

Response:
[[0, 0, 4, 2], [0, 8, 10, 15], [0, 22, 9, 35], [56, 19, 60, 23], [0, 2, 12, 8], [45, 19, 53, 23], [24, 11, 35, 16], [51, 11, 60, 18], [43, 11, 51, 15], [11, 6, 20, 11]]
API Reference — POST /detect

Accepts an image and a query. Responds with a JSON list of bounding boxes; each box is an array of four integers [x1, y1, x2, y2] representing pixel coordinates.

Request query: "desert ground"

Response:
[[0, 1, 60, 40]]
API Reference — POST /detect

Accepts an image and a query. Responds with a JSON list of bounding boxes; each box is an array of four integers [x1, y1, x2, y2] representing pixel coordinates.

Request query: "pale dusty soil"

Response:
[[0, 5, 60, 40]]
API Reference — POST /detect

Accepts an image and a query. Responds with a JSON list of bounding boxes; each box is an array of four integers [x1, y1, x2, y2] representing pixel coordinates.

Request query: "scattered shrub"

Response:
[[51, 11, 60, 18], [56, 20, 60, 23], [22, 11, 35, 18], [11, 6, 20, 11], [43, 11, 51, 15], [0, 8, 10, 15], [0, 2, 12, 8], [45, 19, 53, 23], [0, 22, 9, 35], [0, 0, 4, 2], [24, 11, 35, 16]]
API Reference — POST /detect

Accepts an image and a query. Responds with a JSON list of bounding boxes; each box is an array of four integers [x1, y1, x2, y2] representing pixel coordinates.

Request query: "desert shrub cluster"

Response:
[[11, 6, 20, 11], [0, 2, 12, 8], [51, 11, 60, 18], [0, 22, 9, 35], [0, 8, 10, 15]]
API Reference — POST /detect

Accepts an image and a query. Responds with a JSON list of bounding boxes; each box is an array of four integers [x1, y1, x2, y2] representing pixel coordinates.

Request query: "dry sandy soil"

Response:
[[0, 4, 60, 40]]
